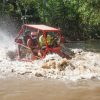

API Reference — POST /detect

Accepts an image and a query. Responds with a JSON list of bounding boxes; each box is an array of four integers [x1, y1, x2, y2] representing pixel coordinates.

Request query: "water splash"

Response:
[[0, 46, 100, 81], [0, 29, 16, 50], [0, 29, 100, 81]]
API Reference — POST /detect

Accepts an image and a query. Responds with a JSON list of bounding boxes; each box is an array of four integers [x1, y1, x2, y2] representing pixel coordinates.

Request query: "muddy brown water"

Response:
[[0, 78, 100, 100], [0, 40, 100, 100]]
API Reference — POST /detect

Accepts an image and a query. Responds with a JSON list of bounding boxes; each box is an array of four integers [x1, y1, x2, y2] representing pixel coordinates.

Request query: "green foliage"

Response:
[[0, 0, 100, 40]]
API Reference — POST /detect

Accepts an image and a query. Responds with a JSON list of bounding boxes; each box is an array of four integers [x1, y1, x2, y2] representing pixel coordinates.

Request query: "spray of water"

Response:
[[0, 29, 16, 49], [0, 28, 17, 60], [0, 19, 100, 81]]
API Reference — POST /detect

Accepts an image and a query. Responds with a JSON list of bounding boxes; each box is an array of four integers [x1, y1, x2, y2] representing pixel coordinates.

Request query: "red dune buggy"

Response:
[[15, 24, 70, 61]]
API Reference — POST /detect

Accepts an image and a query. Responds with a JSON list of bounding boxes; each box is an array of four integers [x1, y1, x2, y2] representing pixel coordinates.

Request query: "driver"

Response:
[[27, 32, 38, 56]]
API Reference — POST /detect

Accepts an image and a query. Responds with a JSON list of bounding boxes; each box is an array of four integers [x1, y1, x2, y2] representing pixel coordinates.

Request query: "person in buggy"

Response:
[[27, 31, 42, 59], [39, 33, 53, 48], [39, 32, 60, 49]]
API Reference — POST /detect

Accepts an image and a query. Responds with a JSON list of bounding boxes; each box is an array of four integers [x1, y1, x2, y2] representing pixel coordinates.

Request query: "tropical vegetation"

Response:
[[0, 0, 100, 40]]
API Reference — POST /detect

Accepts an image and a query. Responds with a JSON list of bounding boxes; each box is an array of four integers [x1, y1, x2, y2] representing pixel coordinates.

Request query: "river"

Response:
[[0, 40, 100, 100], [65, 40, 100, 52], [0, 78, 100, 100]]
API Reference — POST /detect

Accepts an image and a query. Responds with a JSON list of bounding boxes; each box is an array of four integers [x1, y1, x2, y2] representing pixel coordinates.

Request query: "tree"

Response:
[[0, 0, 100, 40]]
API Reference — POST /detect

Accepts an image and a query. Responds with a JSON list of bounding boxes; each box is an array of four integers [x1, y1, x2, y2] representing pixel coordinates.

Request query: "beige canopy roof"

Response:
[[24, 24, 60, 31]]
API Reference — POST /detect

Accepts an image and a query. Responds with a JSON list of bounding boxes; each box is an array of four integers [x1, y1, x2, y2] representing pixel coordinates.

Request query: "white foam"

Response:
[[0, 33, 100, 81]]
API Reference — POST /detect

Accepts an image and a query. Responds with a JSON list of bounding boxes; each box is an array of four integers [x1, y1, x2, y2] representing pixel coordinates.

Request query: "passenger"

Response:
[[39, 34, 53, 48], [47, 34, 53, 46], [22, 30, 30, 45], [31, 32, 38, 47], [39, 34, 45, 47], [15, 30, 30, 58], [27, 32, 38, 56]]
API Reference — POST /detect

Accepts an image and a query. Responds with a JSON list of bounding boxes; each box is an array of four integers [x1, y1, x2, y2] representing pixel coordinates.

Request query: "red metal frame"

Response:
[[15, 24, 66, 61]]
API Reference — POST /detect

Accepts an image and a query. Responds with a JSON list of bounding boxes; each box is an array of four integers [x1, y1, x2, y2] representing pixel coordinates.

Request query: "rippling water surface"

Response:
[[65, 40, 100, 52], [0, 79, 100, 100]]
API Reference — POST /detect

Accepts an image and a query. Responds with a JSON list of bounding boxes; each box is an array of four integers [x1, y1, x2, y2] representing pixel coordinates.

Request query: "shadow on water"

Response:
[[65, 40, 100, 53]]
